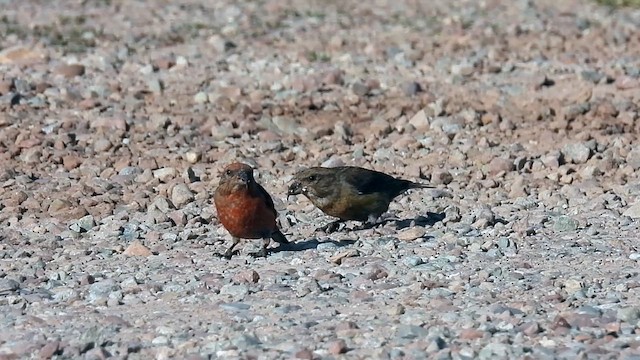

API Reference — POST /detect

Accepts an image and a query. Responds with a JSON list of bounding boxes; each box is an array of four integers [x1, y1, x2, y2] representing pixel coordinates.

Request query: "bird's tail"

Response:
[[271, 229, 289, 244]]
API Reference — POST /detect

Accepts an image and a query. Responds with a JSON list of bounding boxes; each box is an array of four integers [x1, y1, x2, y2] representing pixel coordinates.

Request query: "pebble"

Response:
[[153, 167, 177, 182], [171, 183, 194, 208], [0, 278, 20, 294], [232, 270, 260, 284], [123, 241, 152, 256], [397, 227, 426, 241], [553, 216, 578, 232], [54, 64, 86, 78], [93, 138, 112, 152], [88, 279, 121, 303], [617, 307, 640, 323], [328, 339, 348, 355], [402, 81, 422, 96], [409, 109, 430, 130], [623, 202, 640, 219], [402, 256, 423, 267], [562, 143, 591, 164], [70, 215, 96, 233]]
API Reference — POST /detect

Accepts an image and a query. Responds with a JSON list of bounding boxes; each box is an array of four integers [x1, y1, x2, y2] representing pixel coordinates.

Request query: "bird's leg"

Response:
[[215, 237, 240, 259], [249, 238, 270, 258], [354, 214, 385, 231], [317, 219, 344, 234]]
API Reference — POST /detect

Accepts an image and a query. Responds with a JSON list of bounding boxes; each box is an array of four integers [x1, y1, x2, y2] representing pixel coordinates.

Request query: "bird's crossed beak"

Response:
[[238, 171, 250, 184], [287, 181, 305, 200]]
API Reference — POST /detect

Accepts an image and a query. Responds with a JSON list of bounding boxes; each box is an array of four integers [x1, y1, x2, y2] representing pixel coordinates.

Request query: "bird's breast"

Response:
[[214, 190, 277, 239]]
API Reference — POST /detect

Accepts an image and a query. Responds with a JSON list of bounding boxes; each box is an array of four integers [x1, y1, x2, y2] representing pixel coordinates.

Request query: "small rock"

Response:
[[553, 216, 578, 232], [397, 227, 426, 241], [0, 45, 47, 65], [93, 138, 112, 152], [623, 202, 640, 219], [194, 91, 208, 104], [71, 215, 95, 233], [294, 348, 315, 360], [581, 70, 604, 84], [153, 167, 176, 182], [171, 183, 194, 208], [121, 223, 139, 241], [563, 278, 584, 294], [151, 196, 174, 213], [54, 64, 86, 78], [0, 278, 20, 294], [459, 328, 486, 340], [402, 81, 422, 96], [431, 169, 453, 185], [39, 341, 60, 359], [123, 241, 152, 257], [403, 256, 424, 267], [220, 284, 249, 299], [184, 151, 200, 164], [329, 249, 359, 264], [351, 81, 370, 96], [62, 155, 82, 170], [562, 143, 591, 164], [488, 157, 513, 175], [328, 339, 347, 355], [232, 270, 260, 284], [147, 78, 163, 94], [409, 109, 430, 130], [626, 147, 640, 170], [396, 325, 429, 339], [617, 307, 640, 322], [88, 279, 121, 303]]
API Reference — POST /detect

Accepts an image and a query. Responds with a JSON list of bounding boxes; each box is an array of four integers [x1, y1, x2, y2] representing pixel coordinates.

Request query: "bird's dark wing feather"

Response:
[[255, 183, 278, 217], [338, 167, 396, 195]]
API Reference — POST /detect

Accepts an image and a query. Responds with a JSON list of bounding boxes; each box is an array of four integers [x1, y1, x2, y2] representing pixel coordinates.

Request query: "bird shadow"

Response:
[[271, 238, 357, 253], [379, 212, 446, 230]]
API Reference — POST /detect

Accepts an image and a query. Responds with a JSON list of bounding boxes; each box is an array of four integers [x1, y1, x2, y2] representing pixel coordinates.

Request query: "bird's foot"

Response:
[[214, 248, 240, 260], [353, 221, 377, 231], [317, 220, 344, 234], [249, 248, 268, 258]]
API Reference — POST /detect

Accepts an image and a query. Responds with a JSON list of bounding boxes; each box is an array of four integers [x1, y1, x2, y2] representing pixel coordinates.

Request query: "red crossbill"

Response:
[[288, 166, 433, 232], [214, 162, 288, 258]]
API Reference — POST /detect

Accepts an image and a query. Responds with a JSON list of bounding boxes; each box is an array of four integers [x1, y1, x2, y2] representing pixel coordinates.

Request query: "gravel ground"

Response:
[[2, 0, 640, 359]]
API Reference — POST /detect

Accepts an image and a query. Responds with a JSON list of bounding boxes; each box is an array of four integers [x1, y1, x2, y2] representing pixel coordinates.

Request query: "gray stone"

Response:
[[51, 287, 78, 302], [402, 256, 424, 267], [119, 166, 143, 176], [121, 222, 139, 241], [171, 183, 194, 208], [562, 142, 591, 164], [88, 279, 121, 303], [396, 325, 429, 339], [0, 278, 20, 294], [220, 284, 249, 299], [623, 202, 640, 219], [553, 216, 578, 232], [71, 215, 96, 233], [153, 167, 176, 182], [617, 307, 640, 322]]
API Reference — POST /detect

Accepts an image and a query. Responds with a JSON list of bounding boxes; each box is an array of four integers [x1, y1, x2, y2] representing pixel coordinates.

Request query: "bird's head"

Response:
[[219, 162, 255, 191], [287, 167, 335, 200]]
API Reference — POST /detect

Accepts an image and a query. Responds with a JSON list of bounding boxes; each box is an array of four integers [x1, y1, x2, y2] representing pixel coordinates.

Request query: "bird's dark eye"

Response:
[[225, 169, 232, 176], [307, 175, 316, 181]]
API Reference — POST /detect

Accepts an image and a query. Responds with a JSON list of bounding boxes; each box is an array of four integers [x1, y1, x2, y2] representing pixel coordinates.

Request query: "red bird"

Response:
[[214, 162, 289, 259]]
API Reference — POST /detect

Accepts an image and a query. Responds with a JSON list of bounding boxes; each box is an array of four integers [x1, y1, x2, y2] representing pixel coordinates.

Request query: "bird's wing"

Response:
[[256, 183, 278, 217], [339, 167, 392, 195]]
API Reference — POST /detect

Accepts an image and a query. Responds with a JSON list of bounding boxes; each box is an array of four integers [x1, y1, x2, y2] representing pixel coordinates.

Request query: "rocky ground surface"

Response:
[[1, 0, 640, 359]]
